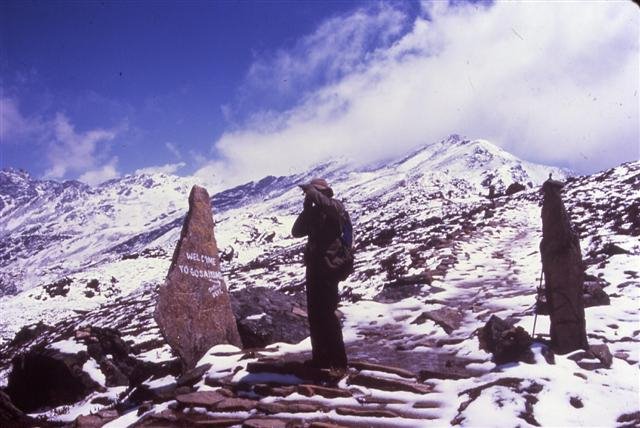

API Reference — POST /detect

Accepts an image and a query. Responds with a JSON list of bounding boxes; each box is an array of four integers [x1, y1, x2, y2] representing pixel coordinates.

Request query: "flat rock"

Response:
[[347, 373, 431, 394], [261, 401, 323, 414], [413, 400, 441, 409], [309, 423, 350, 428], [243, 418, 290, 428], [411, 307, 464, 334], [335, 406, 399, 418], [253, 385, 297, 397], [297, 384, 351, 398], [177, 364, 212, 387], [214, 397, 257, 412], [175, 390, 226, 408], [186, 416, 245, 427], [155, 185, 242, 370], [246, 360, 338, 384], [418, 367, 473, 381], [348, 360, 415, 378]]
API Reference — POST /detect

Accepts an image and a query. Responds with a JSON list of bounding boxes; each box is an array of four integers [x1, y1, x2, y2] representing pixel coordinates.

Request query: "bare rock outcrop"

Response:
[[155, 185, 242, 370], [6, 345, 100, 413]]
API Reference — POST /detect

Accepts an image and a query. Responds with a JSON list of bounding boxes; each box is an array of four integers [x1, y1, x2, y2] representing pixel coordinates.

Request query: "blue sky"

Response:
[[1, 0, 638, 187]]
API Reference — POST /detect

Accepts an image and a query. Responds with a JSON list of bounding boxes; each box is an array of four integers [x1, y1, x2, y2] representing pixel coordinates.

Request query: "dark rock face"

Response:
[[9, 321, 52, 348], [155, 185, 242, 370], [540, 180, 588, 354], [230, 287, 309, 348], [0, 390, 38, 426], [505, 182, 526, 196], [6, 346, 99, 412], [478, 315, 533, 364]]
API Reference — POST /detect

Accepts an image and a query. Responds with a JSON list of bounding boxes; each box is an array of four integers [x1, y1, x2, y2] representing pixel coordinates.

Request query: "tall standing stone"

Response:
[[155, 185, 242, 370], [540, 179, 588, 354]]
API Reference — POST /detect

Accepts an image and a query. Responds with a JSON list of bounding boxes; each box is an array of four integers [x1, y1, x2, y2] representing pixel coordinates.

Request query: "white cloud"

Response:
[[230, 3, 408, 120], [165, 142, 182, 160], [78, 157, 119, 186], [0, 97, 44, 141], [44, 113, 118, 180], [134, 162, 186, 176], [199, 1, 639, 189]]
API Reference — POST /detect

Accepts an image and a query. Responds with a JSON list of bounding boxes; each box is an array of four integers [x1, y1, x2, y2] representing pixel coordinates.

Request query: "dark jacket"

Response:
[[291, 187, 344, 271]]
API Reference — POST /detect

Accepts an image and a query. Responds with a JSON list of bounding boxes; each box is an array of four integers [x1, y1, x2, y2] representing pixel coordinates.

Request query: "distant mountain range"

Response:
[[0, 135, 566, 299]]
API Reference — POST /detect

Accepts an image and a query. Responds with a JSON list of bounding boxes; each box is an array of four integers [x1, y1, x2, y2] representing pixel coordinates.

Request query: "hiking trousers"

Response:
[[305, 270, 347, 369]]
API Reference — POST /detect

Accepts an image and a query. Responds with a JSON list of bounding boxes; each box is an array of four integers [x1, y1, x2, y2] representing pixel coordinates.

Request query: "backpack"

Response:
[[323, 201, 355, 281]]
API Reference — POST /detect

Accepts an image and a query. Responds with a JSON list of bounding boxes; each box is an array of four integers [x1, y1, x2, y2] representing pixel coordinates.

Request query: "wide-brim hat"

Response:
[[302, 177, 334, 197]]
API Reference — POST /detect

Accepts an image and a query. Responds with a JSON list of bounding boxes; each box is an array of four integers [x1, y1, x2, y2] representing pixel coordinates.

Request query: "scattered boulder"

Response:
[[177, 363, 211, 387], [567, 344, 613, 370], [583, 282, 610, 308], [44, 277, 72, 298], [6, 345, 100, 412], [374, 283, 422, 303], [175, 390, 226, 409], [373, 228, 395, 247], [230, 287, 309, 348], [478, 315, 533, 364], [9, 321, 52, 348], [505, 182, 526, 196], [601, 243, 629, 257], [155, 185, 242, 371], [411, 307, 464, 334], [76, 326, 180, 387]]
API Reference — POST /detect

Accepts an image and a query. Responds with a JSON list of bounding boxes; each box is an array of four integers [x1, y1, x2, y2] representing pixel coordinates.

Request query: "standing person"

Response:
[[292, 178, 351, 370]]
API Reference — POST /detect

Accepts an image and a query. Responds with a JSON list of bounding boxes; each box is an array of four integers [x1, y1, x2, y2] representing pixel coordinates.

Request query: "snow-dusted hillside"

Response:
[[2, 136, 638, 427], [0, 135, 563, 296], [0, 170, 195, 296], [0, 136, 565, 339]]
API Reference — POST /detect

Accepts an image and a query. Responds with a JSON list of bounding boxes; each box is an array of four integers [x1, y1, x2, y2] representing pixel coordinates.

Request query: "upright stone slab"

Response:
[[155, 185, 242, 370], [539, 179, 588, 354]]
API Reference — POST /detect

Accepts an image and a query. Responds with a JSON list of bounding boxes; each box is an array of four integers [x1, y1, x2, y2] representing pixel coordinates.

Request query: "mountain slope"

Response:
[[2, 136, 637, 426], [0, 135, 565, 300], [0, 144, 640, 426]]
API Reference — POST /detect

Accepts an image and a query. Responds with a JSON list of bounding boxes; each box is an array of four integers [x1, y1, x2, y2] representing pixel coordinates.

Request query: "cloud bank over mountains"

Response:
[[1, 97, 121, 185], [2, 1, 637, 189], [196, 1, 639, 190]]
